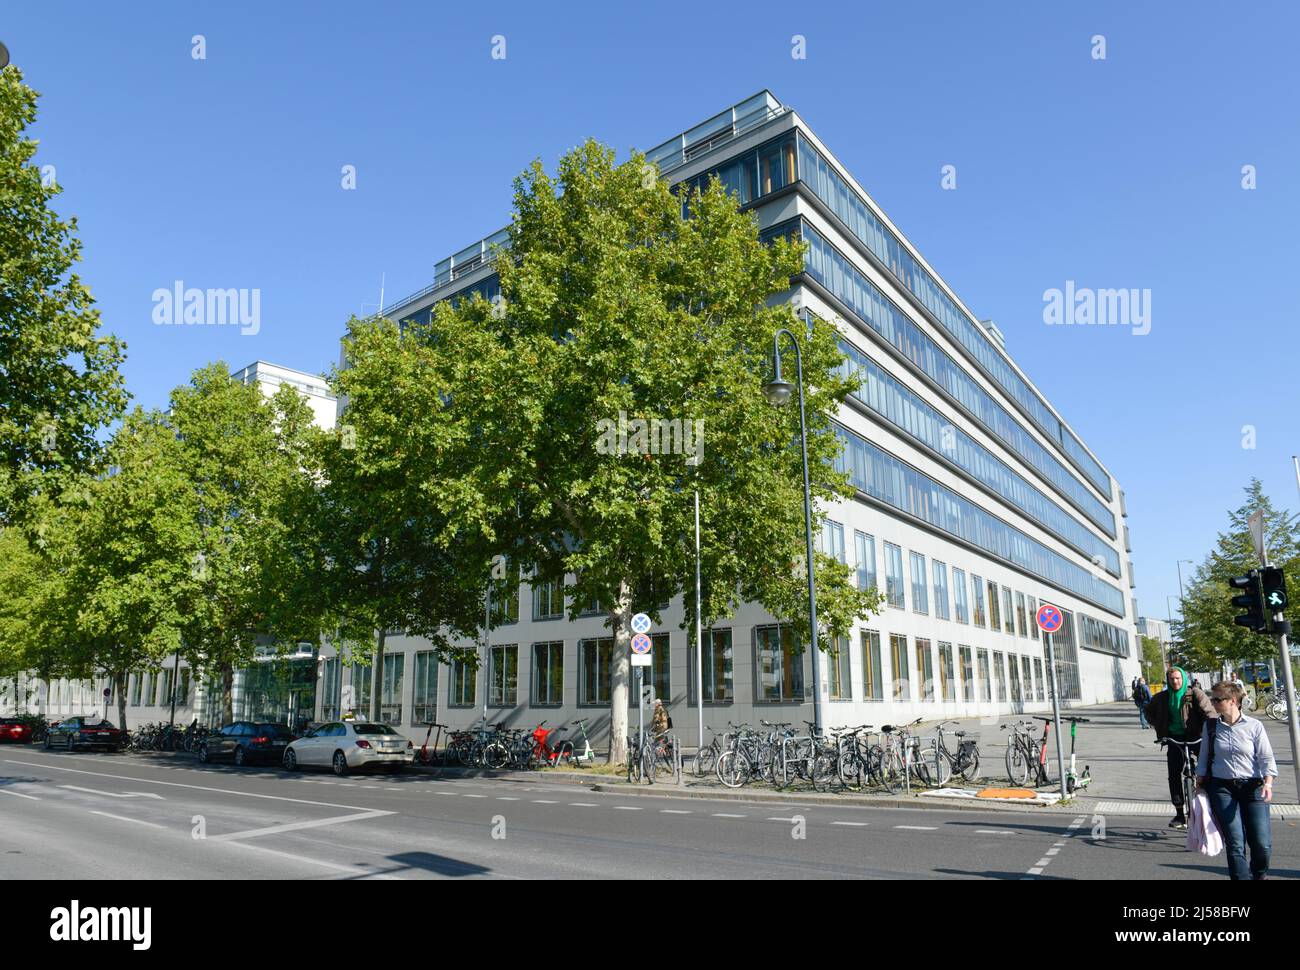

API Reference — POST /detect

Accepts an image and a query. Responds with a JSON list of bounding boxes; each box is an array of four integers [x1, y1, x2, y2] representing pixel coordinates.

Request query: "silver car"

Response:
[[282, 721, 413, 776]]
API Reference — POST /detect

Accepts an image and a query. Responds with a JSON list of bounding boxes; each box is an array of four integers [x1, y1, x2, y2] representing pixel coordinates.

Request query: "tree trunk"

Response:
[[607, 579, 633, 764], [369, 629, 386, 723], [221, 663, 234, 724], [115, 671, 128, 731]]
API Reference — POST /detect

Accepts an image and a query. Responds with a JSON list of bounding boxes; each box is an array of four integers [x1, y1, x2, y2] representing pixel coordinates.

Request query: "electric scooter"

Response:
[[558, 716, 596, 767], [1063, 716, 1091, 793]]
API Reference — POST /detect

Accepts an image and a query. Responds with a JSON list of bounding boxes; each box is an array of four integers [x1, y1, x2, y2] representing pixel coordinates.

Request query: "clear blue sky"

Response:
[[6, 1, 1298, 628]]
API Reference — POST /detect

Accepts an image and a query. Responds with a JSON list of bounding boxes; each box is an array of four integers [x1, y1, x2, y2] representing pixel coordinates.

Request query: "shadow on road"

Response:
[[934, 867, 1069, 880], [381, 851, 492, 878]]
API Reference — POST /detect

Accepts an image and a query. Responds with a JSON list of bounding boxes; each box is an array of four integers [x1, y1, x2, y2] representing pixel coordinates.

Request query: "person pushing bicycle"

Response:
[[1144, 665, 1216, 829]]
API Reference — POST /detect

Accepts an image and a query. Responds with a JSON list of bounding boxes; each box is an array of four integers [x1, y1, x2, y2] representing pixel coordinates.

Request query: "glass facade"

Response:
[[579, 638, 614, 706], [959, 646, 974, 702], [820, 518, 846, 563], [915, 638, 934, 701], [755, 624, 803, 702], [1002, 587, 1015, 635], [854, 531, 877, 592], [693, 628, 734, 704], [449, 660, 476, 708], [489, 645, 517, 707], [938, 642, 955, 702], [890, 634, 909, 701], [834, 424, 1126, 615], [797, 223, 1115, 534], [933, 561, 950, 621], [794, 137, 1112, 499], [413, 651, 439, 723], [861, 630, 883, 701], [977, 649, 992, 702], [909, 551, 929, 614], [381, 653, 404, 724], [532, 641, 564, 707], [972, 574, 987, 627], [993, 651, 1008, 702], [953, 567, 969, 624], [828, 636, 852, 701], [884, 542, 905, 608], [837, 337, 1120, 573]]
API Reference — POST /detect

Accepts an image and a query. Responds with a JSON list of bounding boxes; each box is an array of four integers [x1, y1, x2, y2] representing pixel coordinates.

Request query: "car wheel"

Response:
[[332, 751, 348, 776], [283, 749, 298, 771], [234, 746, 246, 767], [66, 735, 74, 752], [198, 744, 210, 764], [43, 733, 51, 751]]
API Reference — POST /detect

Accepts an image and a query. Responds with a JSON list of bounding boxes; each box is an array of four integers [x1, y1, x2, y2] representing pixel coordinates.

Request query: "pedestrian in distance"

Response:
[[1133, 676, 1152, 728], [1197, 681, 1277, 880], [651, 698, 670, 736], [1145, 665, 1217, 829]]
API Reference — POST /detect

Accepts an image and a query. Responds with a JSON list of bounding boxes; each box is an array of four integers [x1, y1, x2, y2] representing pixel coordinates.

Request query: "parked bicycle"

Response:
[[1001, 717, 1051, 787]]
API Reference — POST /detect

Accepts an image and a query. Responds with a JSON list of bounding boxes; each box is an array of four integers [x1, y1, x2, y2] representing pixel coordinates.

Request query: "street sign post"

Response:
[[631, 613, 652, 635], [1035, 603, 1069, 800], [630, 625, 652, 747]]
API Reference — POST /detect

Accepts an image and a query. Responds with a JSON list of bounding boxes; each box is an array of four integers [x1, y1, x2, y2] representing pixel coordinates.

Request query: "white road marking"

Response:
[[216, 838, 402, 879], [830, 821, 869, 827], [211, 810, 393, 843], [60, 785, 164, 800], [976, 829, 1017, 835], [613, 806, 642, 811], [1025, 867, 1044, 877], [89, 810, 164, 829], [660, 809, 692, 815], [569, 802, 599, 807], [461, 794, 486, 799], [497, 797, 520, 801], [436, 791, 458, 796], [3, 759, 377, 812], [532, 800, 558, 804], [766, 816, 799, 822], [894, 825, 936, 831], [1045, 848, 1060, 856], [1034, 857, 1052, 867], [712, 813, 746, 818], [0, 788, 39, 800]]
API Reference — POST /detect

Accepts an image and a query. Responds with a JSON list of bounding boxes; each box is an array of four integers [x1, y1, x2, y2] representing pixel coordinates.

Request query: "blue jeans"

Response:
[[1204, 777, 1271, 880], [1135, 702, 1148, 728]]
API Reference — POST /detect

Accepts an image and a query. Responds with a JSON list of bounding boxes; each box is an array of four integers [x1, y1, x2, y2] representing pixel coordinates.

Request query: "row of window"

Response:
[[793, 133, 1112, 498], [833, 420, 1127, 616], [108, 668, 193, 709], [835, 334, 1121, 574], [789, 219, 1116, 537], [839, 631, 1048, 705]]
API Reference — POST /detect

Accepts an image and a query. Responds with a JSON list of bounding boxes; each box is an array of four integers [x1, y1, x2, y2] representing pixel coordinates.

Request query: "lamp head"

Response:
[[762, 378, 793, 407]]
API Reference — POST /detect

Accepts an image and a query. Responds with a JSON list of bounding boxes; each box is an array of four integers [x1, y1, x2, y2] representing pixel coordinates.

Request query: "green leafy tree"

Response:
[[36, 409, 200, 729], [1177, 479, 1300, 676], [0, 67, 127, 523], [419, 142, 879, 761], [0, 527, 45, 710], [170, 363, 322, 723], [297, 317, 494, 721], [1138, 635, 1164, 684]]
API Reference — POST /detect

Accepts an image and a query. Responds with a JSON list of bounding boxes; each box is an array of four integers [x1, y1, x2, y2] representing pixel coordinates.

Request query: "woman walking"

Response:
[[1197, 681, 1276, 880]]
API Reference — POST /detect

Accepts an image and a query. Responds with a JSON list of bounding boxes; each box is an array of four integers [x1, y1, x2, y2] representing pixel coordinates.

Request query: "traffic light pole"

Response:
[[1270, 614, 1300, 803]]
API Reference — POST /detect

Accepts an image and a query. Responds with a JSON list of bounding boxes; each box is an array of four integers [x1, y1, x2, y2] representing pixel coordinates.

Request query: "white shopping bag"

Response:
[[1187, 792, 1223, 856]]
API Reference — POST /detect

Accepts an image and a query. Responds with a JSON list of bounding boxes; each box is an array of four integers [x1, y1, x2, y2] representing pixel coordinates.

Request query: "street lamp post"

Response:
[[762, 328, 823, 734]]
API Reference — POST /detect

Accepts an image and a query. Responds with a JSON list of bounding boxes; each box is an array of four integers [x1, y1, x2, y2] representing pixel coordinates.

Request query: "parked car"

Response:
[[0, 717, 33, 744], [43, 716, 125, 752], [282, 721, 413, 776], [198, 722, 298, 767]]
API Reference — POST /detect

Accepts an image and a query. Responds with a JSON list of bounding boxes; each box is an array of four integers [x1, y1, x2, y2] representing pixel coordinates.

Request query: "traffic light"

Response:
[[1229, 572, 1267, 633], [1260, 567, 1288, 613]]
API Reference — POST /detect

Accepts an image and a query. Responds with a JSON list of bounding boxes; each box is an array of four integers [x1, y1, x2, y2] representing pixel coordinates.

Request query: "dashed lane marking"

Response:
[[712, 813, 746, 818], [613, 806, 642, 811], [532, 800, 558, 804], [976, 829, 1017, 835], [89, 810, 165, 829], [660, 809, 692, 814], [0, 788, 39, 800], [497, 796, 520, 801], [894, 825, 936, 831], [569, 803, 599, 807], [211, 810, 394, 843], [830, 821, 869, 827]]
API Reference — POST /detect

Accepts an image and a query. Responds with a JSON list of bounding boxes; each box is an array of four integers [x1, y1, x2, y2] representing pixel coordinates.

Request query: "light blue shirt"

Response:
[[1197, 714, 1277, 780]]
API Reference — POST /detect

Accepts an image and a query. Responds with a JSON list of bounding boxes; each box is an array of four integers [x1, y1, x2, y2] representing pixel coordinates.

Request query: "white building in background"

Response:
[[314, 90, 1141, 751]]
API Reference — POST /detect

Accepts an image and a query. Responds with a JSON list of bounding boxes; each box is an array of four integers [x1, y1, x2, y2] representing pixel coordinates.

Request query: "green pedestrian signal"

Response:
[[1261, 566, 1288, 612]]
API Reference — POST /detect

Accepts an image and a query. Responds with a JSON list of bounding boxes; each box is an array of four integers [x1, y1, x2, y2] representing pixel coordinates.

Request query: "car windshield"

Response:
[[354, 724, 397, 735]]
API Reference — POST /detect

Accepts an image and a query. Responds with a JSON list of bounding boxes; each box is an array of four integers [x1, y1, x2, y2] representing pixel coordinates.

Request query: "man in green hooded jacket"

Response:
[[1144, 666, 1217, 828]]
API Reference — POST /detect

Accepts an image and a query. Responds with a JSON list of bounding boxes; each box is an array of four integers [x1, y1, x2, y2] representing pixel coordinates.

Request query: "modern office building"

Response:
[[313, 91, 1141, 751]]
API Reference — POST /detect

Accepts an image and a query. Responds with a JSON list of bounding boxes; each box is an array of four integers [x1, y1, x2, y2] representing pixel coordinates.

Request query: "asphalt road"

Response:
[[3, 747, 1297, 880]]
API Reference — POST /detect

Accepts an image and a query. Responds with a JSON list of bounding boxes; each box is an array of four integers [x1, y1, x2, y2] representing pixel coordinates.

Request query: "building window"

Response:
[[178, 667, 192, 708], [890, 634, 910, 701], [381, 653, 405, 723], [645, 633, 671, 702], [993, 651, 1008, 702], [533, 577, 563, 620], [959, 646, 974, 702], [1015, 592, 1028, 638], [1008, 654, 1022, 702], [972, 574, 987, 627], [322, 657, 341, 721], [579, 638, 614, 706], [1003, 587, 1015, 635], [491, 564, 519, 626], [819, 519, 846, 563], [1033, 658, 1045, 702], [1021, 656, 1033, 702], [159, 669, 174, 707], [953, 567, 969, 624], [933, 561, 950, 621], [827, 636, 852, 701], [987, 580, 1001, 630], [910, 551, 929, 614], [413, 651, 439, 723], [884, 542, 905, 609], [861, 630, 883, 701], [691, 629, 734, 705], [488, 645, 518, 708], [449, 659, 476, 708], [130, 674, 142, 707], [531, 641, 564, 707], [938, 642, 955, 702], [915, 638, 934, 701], [354, 665, 372, 714], [977, 649, 992, 702], [855, 532, 877, 592], [755, 624, 803, 703]]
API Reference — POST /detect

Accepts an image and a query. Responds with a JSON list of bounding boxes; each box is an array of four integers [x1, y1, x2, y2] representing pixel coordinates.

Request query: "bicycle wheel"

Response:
[[1006, 742, 1030, 786], [641, 743, 657, 784], [484, 742, 510, 769], [838, 748, 861, 790], [959, 749, 981, 783], [693, 744, 716, 778], [626, 743, 641, 783], [812, 750, 838, 793], [931, 750, 954, 787], [716, 750, 750, 788]]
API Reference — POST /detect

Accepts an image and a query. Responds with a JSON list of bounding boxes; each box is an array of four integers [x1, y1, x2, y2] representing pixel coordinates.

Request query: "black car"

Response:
[[44, 716, 125, 752], [198, 722, 297, 766]]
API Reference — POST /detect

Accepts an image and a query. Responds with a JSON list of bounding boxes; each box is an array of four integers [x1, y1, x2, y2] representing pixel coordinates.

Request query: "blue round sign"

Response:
[[1036, 603, 1063, 634]]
